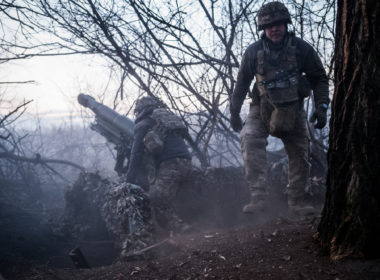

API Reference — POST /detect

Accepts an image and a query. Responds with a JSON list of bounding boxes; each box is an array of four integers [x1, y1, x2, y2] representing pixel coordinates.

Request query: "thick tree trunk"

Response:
[[318, 0, 380, 259]]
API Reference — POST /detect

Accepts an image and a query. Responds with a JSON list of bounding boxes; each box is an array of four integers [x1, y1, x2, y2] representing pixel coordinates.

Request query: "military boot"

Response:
[[288, 196, 316, 217], [242, 193, 266, 213]]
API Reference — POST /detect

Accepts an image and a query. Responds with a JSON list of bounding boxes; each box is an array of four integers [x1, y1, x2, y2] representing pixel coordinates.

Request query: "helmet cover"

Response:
[[257, 1, 291, 30], [134, 96, 162, 116]]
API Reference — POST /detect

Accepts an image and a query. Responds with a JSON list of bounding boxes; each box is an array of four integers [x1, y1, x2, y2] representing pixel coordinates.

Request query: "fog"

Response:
[[0, 100, 326, 277]]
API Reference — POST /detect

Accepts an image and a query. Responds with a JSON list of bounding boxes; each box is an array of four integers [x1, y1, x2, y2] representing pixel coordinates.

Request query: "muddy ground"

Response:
[[9, 216, 380, 280]]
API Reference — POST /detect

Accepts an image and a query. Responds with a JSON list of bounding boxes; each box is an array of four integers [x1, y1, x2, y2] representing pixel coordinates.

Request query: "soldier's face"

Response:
[[264, 23, 286, 44]]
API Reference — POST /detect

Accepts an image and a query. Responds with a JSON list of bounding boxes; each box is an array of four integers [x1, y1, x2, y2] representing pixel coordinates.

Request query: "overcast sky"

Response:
[[1, 52, 126, 129], [5, 55, 101, 111]]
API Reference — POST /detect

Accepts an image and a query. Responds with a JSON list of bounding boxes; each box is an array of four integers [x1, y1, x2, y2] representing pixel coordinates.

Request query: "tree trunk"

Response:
[[318, 0, 380, 259]]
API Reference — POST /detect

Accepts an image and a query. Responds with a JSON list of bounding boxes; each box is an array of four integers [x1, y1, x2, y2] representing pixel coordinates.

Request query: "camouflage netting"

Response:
[[101, 181, 154, 257], [62, 157, 326, 261], [62, 172, 110, 240], [62, 167, 250, 258], [62, 173, 154, 257], [175, 166, 249, 227]]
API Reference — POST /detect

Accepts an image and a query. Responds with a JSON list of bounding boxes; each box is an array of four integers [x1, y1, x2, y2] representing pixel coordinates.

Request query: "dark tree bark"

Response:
[[318, 0, 380, 259]]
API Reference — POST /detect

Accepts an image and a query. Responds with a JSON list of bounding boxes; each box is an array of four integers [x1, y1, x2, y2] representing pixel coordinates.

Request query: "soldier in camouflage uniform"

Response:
[[126, 96, 192, 235], [229, 2, 329, 216]]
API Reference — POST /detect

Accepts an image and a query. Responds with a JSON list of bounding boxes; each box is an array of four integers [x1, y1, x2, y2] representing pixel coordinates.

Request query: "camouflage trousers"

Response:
[[149, 157, 191, 234], [240, 101, 310, 201]]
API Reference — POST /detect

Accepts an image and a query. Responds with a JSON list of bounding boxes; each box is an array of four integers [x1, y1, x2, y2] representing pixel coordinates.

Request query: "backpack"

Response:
[[143, 108, 187, 155]]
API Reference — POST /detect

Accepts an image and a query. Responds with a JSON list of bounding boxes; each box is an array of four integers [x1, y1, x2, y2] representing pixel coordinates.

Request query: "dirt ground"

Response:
[[10, 216, 380, 280]]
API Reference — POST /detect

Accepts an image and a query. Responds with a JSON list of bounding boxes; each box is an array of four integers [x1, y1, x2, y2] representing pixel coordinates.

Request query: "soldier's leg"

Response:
[[281, 111, 315, 216], [240, 103, 269, 213], [149, 158, 191, 234]]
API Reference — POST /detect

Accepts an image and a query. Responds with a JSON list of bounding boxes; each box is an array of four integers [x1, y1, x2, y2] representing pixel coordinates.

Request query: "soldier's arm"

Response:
[[230, 48, 256, 114], [302, 47, 330, 107], [126, 123, 151, 184]]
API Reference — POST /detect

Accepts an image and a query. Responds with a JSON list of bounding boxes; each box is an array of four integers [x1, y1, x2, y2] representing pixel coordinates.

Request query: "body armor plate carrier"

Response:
[[143, 108, 187, 155], [256, 35, 300, 105]]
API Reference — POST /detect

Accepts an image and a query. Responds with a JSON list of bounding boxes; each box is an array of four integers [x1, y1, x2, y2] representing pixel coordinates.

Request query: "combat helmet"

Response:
[[134, 96, 162, 116], [257, 1, 291, 30]]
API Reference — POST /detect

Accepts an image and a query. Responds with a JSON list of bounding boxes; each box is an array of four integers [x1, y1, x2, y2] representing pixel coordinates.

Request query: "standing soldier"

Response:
[[126, 96, 192, 236], [229, 2, 329, 216]]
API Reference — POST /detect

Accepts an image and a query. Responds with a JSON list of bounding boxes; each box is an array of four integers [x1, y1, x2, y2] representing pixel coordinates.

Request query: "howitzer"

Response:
[[78, 94, 155, 186], [78, 93, 134, 147], [78, 93, 134, 174]]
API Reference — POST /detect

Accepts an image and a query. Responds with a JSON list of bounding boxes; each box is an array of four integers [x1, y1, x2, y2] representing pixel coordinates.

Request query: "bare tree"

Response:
[[1, 0, 336, 166], [318, 0, 380, 259]]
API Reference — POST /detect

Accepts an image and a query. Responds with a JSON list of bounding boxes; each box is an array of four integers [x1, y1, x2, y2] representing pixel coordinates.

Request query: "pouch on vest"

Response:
[[256, 36, 300, 105], [143, 108, 187, 155], [265, 72, 300, 105], [143, 130, 164, 155], [298, 75, 311, 98], [269, 102, 298, 137]]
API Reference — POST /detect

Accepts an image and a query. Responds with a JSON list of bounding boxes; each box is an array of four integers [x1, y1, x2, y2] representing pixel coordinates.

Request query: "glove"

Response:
[[309, 103, 328, 129], [230, 113, 243, 132]]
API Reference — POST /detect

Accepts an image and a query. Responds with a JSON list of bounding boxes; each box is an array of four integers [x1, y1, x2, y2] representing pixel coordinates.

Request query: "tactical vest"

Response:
[[255, 35, 300, 106], [143, 108, 187, 155]]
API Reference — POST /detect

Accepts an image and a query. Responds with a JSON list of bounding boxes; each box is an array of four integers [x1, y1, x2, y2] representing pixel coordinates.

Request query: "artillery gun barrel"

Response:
[[77, 93, 134, 137]]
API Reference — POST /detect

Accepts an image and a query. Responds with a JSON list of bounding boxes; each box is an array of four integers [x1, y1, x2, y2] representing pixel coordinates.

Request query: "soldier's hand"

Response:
[[230, 113, 243, 132], [309, 104, 328, 129]]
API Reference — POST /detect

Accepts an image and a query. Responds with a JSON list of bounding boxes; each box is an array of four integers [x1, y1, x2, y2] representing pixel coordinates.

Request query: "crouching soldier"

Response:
[[126, 96, 192, 236], [229, 2, 329, 216]]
